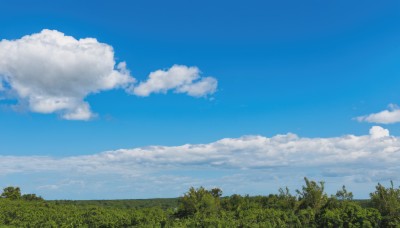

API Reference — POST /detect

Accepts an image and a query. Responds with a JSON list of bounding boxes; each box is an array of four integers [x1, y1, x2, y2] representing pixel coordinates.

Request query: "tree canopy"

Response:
[[0, 179, 398, 227]]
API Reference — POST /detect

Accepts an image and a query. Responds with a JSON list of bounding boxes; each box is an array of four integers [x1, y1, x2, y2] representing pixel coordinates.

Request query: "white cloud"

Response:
[[0, 126, 397, 174], [356, 104, 400, 124], [0, 29, 135, 120], [0, 30, 218, 120], [369, 126, 390, 139], [133, 65, 217, 97], [1, 126, 400, 199]]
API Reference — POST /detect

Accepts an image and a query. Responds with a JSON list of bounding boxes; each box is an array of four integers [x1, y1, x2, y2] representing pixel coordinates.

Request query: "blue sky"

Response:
[[0, 0, 400, 199]]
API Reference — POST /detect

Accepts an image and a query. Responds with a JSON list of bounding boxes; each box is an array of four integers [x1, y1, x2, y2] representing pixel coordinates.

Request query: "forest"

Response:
[[0, 178, 399, 227]]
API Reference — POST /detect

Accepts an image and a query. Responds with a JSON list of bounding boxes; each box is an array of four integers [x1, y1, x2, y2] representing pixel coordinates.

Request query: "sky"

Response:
[[0, 0, 400, 199]]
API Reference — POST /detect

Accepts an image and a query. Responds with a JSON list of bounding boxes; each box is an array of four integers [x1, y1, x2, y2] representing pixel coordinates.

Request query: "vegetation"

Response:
[[0, 178, 399, 227]]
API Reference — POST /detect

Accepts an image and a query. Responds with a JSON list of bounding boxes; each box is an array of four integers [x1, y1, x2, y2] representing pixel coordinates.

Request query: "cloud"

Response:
[[1, 126, 400, 199], [369, 126, 390, 139], [0, 30, 218, 120], [0, 29, 135, 120], [356, 104, 400, 124], [133, 65, 217, 97]]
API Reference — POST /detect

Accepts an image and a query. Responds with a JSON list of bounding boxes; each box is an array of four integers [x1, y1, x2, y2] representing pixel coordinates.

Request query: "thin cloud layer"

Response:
[[0, 30, 218, 120], [0, 126, 399, 198], [356, 104, 400, 124], [133, 65, 217, 97]]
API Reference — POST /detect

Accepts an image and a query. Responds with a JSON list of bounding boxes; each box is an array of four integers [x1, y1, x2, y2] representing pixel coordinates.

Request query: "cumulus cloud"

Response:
[[0, 29, 135, 120], [356, 104, 400, 124], [369, 126, 390, 139], [1, 126, 400, 199], [0, 30, 218, 120], [133, 65, 217, 97]]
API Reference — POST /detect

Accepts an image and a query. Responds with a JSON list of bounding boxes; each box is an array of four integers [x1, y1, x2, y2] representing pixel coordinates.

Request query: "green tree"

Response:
[[1, 186, 21, 200], [278, 186, 297, 210], [370, 181, 400, 227], [335, 185, 353, 201], [318, 201, 381, 227], [21, 193, 44, 201], [210, 188, 223, 198], [176, 186, 221, 218], [296, 177, 327, 211], [221, 194, 243, 212]]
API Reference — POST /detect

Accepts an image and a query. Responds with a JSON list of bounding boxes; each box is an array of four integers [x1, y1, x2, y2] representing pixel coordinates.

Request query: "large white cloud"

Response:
[[1, 126, 399, 199], [0, 30, 218, 120], [0, 29, 135, 120], [356, 104, 400, 124], [133, 65, 217, 97]]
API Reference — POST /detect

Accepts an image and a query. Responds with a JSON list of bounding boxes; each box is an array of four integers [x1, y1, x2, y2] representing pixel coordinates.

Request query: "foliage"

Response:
[[0, 179, 398, 227], [370, 181, 400, 227], [52, 197, 178, 210], [175, 186, 221, 218], [1, 186, 21, 200], [296, 177, 327, 211], [335, 185, 354, 201]]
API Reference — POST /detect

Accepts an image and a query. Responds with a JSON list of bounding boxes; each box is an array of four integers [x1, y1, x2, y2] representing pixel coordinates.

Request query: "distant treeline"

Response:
[[0, 177, 399, 227]]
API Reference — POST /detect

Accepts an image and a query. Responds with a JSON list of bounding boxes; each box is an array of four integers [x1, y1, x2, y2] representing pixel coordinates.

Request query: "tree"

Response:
[[278, 187, 297, 209], [317, 199, 382, 227], [296, 177, 327, 211], [370, 181, 400, 226], [21, 193, 43, 201], [1, 186, 21, 200], [176, 187, 221, 218], [210, 188, 223, 198], [335, 185, 353, 201]]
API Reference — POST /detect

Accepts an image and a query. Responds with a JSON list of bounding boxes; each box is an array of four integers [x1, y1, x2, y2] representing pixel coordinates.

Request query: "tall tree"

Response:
[[296, 177, 327, 211], [1, 186, 21, 200], [370, 181, 400, 226], [335, 185, 353, 201]]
